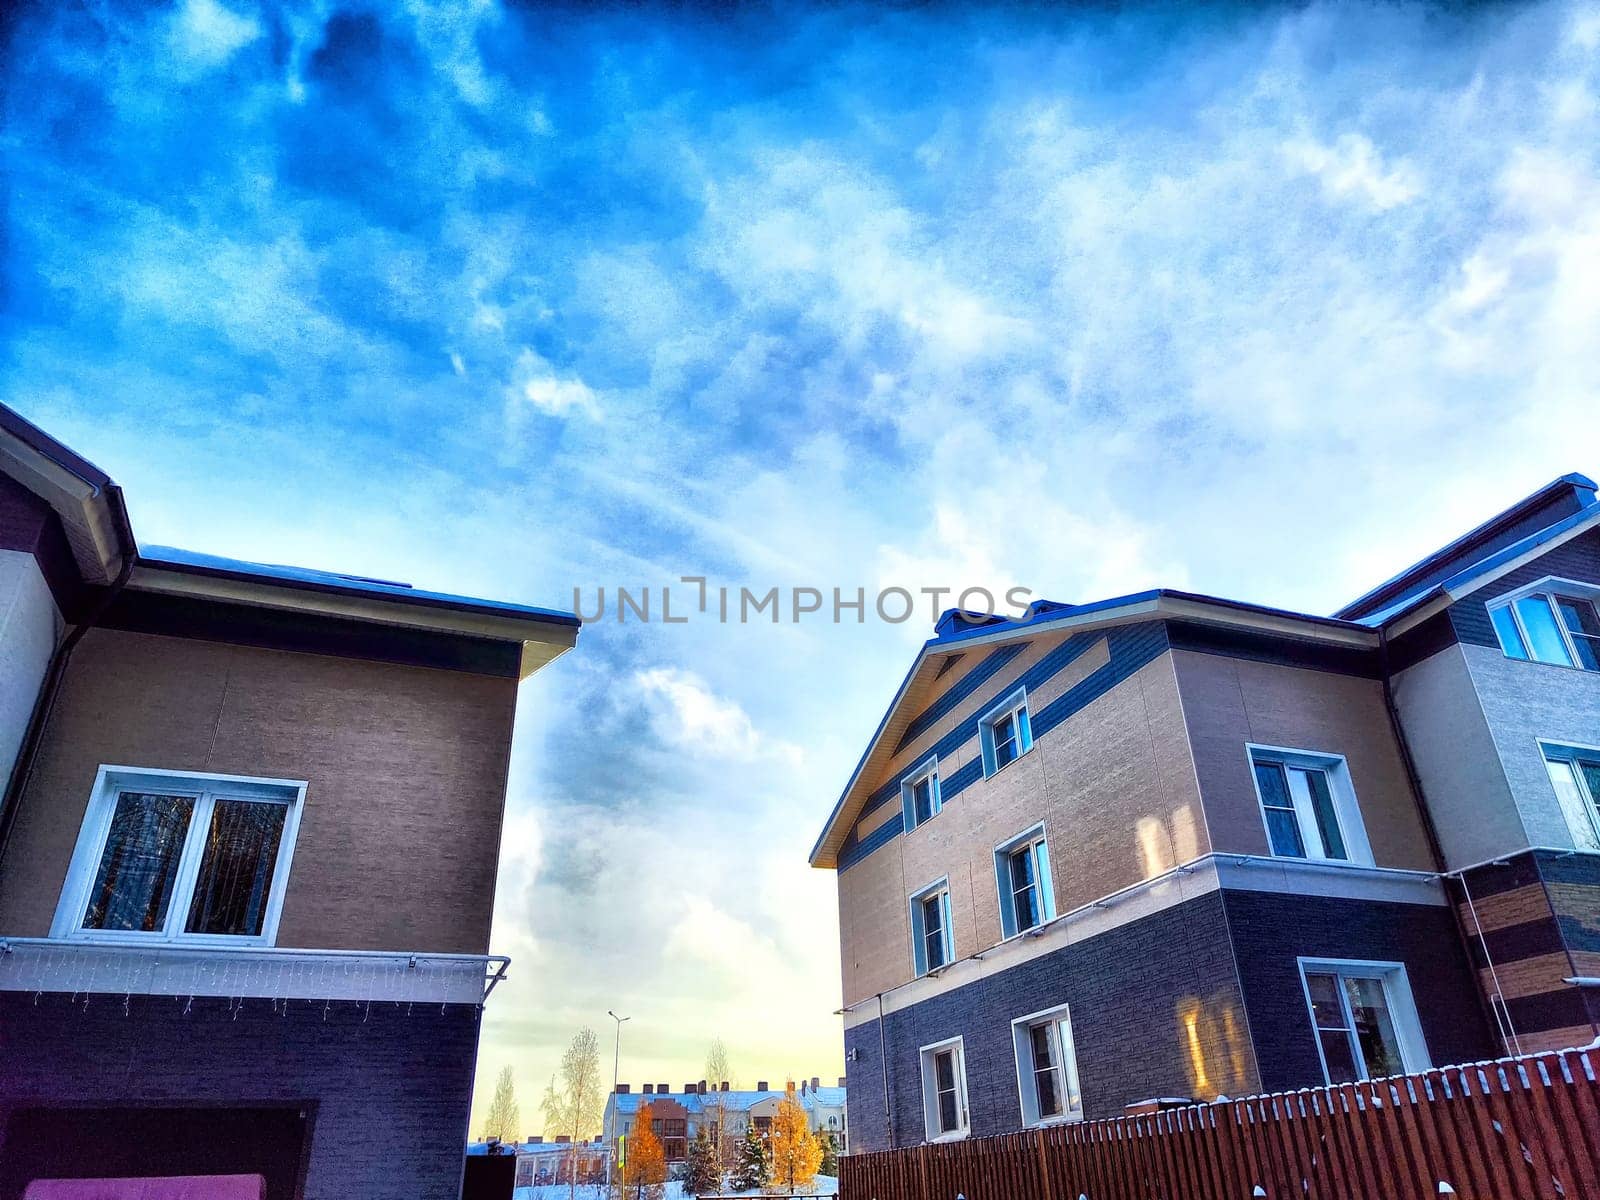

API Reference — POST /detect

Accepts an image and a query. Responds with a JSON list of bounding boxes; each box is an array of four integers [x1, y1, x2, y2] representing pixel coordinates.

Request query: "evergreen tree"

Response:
[[623, 1102, 668, 1200], [683, 1126, 721, 1196], [768, 1087, 823, 1195], [730, 1121, 770, 1191], [818, 1130, 839, 1178]]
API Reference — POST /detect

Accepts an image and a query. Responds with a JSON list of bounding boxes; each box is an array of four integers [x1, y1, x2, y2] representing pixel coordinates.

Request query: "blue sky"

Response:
[[8, 0, 1600, 1133]]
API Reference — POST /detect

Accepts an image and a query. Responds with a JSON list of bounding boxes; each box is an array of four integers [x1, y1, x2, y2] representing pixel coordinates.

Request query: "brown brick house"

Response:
[[0, 403, 579, 1198]]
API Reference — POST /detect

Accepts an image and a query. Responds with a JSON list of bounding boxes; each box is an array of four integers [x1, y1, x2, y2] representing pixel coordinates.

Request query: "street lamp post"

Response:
[[606, 1010, 630, 1190]]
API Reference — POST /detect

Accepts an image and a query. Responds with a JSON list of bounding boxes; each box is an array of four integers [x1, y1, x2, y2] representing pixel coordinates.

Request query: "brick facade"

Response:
[[0, 993, 480, 1200]]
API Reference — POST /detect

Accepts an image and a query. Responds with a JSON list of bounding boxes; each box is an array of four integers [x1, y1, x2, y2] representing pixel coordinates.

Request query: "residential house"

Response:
[[603, 1078, 848, 1165], [812, 472, 1600, 1150], [0, 404, 579, 1198]]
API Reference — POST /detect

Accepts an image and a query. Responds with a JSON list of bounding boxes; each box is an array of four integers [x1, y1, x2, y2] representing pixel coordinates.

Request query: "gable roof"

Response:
[[811, 470, 1600, 870]]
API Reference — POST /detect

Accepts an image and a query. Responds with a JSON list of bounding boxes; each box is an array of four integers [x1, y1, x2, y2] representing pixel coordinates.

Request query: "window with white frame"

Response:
[[1011, 1005, 1083, 1126], [1489, 580, 1600, 671], [995, 825, 1055, 937], [909, 879, 954, 977], [919, 1037, 970, 1141], [900, 756, 942, 830], [1299, 959, 1428, 1084], [1542, 742, 1600, 853], [979, 686, 1034, 778], [52, 766, 305, 945], [1248, 747, 1372, 866]]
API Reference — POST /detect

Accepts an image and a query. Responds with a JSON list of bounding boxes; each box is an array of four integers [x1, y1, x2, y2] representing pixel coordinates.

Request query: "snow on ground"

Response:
[[513, 1178, 838, 1199]]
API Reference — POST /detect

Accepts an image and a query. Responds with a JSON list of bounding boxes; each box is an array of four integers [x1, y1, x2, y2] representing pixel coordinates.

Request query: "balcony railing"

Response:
[[0, 937, 509, 1005]]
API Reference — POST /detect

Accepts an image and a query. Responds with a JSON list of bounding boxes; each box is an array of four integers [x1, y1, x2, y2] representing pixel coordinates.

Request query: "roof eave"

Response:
[[0, 407, 135, 584], [128, 561, 580, 679]]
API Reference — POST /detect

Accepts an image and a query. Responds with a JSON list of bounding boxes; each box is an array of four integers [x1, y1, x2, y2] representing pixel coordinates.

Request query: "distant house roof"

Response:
[[607, 1087, 847, 1117]]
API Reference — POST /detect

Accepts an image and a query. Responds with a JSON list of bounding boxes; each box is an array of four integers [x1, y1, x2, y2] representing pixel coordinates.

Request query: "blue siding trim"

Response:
[[894, 643, 1029, 753], [839, 622, 1171, 873], [838, 810, 906, 871]]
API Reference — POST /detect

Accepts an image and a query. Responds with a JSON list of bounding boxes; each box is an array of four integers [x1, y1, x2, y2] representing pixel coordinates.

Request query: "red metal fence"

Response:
[[840, 1046, 1600, 1199]]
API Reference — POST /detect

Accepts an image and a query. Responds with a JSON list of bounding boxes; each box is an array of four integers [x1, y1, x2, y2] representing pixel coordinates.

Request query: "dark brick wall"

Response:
[[843, 893, 1255, 1150], [1223, 890, 1496, 1094], [0, 992, 480, 1200]]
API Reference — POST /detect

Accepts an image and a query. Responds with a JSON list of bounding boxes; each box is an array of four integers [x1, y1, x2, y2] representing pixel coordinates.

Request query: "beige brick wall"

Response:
[[836, 648, 1206, 1005], [1172, 650, 1435, 871], [0, 627, 517, 954]]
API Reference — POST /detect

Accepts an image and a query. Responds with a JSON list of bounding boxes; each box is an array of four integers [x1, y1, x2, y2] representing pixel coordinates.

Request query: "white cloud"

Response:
[[168, 0, 260, 69], [634, 668, 802, 766], [1284, 133, 1423, 210], [507, 348, 602, 420]]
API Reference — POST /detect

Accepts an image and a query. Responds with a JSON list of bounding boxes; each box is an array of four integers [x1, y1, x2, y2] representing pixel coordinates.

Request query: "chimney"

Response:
[[531, 1136, 543, 1144], [615, 1084, 630, 1094], [721, 1081, 730, 1092], [757, 1081, 769, 1092], [658, 1083, 670, 1094], [556, 1135, 570, 1144], [699, 1079, 708, 1093], [643, 1084, 654, 1094], [684, 1083, 697, 1094], [838, 1077, 847, 1088], [812, 1077, 820, 1090]]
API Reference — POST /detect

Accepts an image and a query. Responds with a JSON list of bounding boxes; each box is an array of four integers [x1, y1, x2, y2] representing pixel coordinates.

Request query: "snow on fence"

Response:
[[839, 1045, 1600, 1199]]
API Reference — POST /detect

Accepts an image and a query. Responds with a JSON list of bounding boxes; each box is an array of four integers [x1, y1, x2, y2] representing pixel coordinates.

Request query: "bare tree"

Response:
[[483, 1065, 520, 1143], [541, 1028, 605, 1200], [703, 1038, 734, 1168]]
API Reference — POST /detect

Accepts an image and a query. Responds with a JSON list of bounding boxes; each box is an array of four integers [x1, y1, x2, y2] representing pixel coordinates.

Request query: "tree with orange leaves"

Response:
[[623, 1100, 668, 1200], [768, 1084, 823, 1195]]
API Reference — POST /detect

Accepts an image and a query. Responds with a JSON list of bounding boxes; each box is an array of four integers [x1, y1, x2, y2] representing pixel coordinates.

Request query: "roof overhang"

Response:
[[1380, 501, 1600, 639], [809, 590, 1376, 869], [0, 406, 133, 584], [129, 559, 579, 679]]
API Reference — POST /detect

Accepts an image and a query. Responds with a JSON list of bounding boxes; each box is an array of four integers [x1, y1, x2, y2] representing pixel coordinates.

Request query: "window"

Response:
[[1298, 959, 1428, 1084], [52, 766, 305, 945], [1011, 1005, 1083, 1126], [1542, 742, 1600, 853], [995, 825, 1055, 937], [979, 687, 1035, 778], [918, 1037, 970, 1141], [900, 756, 942, 830], [909, 879, 954, 977], [1490, 582, 1600, 671], [1248, 747, 1372, 866]]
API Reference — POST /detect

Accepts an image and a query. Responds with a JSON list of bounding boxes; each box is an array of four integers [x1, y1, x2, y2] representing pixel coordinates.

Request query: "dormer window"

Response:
[[900, 757, 942, 830], [1490, 581, 1600, 671], [979, 687, 1034, 778]]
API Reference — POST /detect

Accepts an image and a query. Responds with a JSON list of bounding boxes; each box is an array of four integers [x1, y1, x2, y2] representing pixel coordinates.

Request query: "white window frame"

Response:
[[1296, 957, 1430, 1084], [1488, 576, 1600, 671], [978, 685, 1035, 779], [1246, 745, 1374, 867], [994, 824, 1055, 939], [918, 1035, 970, 1142], [1010, 1004, 1084, 1127], [50, 764, 307, 948], [1539, 738, 1600, 853], [900, 755, 943, 831], [908, 877, 955, 978]]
